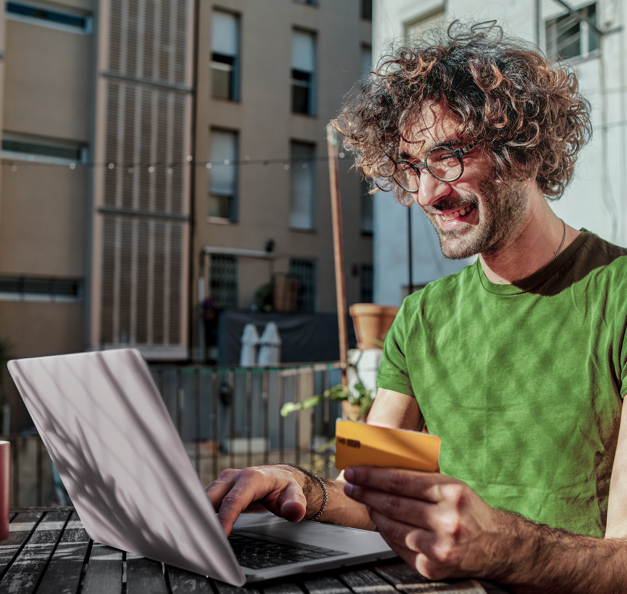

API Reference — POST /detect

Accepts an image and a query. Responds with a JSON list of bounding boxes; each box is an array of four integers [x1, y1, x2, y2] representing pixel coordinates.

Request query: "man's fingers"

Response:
[[205, 465, 308, 535], [344, 466, 444, 502], [205, 469, 241, 511], [344, 482, 434, 530], [368, 508, 435, 553], [212, 467, 277, 534], [277, 481, 307, 522]]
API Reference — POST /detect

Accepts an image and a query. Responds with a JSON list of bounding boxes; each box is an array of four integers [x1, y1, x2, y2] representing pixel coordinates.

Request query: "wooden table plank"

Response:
[[167, 565, 214, 593], [374, 564, 486, 594], [213, 581, 261, 594], [0, 511, 43, 579], [262, 583, 305, 594], [37, 511, 91, 594], [0, 509, 70, 594], [302, 576, 352, 594], [126, 553, 168, 594], [338, 568, 397, 593], [82, 544, 123, 594]]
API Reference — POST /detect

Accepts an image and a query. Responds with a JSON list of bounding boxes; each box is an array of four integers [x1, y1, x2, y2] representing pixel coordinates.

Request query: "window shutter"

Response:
[[290, 142, 315, 230], [291, 31, 315, 73], [212, 11, 238, 56], [97, 0, 192, 359]]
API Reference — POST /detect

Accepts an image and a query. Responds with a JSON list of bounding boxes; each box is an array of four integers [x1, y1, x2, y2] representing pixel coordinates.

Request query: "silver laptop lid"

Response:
[[8, 349, 246, 585]]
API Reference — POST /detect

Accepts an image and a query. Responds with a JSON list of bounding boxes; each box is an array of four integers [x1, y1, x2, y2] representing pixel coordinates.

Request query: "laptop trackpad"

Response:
[[233, 512, 390, 554]]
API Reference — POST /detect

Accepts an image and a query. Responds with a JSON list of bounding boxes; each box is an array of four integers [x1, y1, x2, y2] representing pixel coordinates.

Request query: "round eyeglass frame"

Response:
[[392, 143, 476, 193]]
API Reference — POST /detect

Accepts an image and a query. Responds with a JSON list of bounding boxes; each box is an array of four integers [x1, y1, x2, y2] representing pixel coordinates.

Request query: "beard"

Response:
[[421, 176, 529, 260]]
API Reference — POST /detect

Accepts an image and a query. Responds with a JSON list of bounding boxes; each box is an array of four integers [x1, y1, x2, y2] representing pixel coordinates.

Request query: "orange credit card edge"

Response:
[[335, 419, 440, 472]]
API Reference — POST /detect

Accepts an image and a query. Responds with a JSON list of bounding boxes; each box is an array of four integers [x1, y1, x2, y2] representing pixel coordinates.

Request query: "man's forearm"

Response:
[[490, 511, 627, 593]]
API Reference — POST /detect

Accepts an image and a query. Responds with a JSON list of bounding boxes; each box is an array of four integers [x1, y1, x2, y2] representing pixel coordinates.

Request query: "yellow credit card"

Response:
[[335, 419, 440, 472]]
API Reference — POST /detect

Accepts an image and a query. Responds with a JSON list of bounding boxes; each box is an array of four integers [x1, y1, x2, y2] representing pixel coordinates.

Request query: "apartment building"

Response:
[[372, 0, 627, 306], [0, 0, 373, 361]]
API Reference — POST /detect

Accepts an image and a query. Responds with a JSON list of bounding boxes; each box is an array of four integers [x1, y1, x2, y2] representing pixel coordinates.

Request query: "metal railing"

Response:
[[0, 361, 344, 507]]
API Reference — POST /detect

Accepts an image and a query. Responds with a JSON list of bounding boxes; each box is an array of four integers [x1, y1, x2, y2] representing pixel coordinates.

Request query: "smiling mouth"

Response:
[[438, 203, 477, 221]]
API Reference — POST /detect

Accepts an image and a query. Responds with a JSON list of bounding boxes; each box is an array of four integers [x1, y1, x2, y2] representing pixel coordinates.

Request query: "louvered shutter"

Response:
[[93, 0, 193, 360]]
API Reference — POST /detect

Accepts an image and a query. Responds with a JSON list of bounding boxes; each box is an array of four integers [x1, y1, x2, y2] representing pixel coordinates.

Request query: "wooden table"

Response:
[[0, 508, 511, 593]]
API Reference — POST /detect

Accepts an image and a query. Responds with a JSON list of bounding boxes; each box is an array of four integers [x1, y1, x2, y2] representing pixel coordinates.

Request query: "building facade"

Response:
[[0, 0, 373, 361], [372, 0, 627, 305]]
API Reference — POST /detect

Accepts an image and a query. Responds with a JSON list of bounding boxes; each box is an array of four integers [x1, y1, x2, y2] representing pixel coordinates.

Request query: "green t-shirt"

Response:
[[377, 231, 627, 537]]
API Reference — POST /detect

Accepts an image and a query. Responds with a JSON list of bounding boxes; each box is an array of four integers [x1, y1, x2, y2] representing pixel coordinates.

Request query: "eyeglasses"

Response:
[[392, 143, 476, 193]]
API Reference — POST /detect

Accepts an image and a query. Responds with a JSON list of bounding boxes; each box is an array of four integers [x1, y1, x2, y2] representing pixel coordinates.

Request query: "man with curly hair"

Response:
[[207, 24, 627, 592]]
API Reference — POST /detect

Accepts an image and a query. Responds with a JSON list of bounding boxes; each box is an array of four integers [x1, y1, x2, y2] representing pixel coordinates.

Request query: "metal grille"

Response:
[[98, 0, 191, 357], [101, 216, 184, 346], [2, 138, 83, 162], [289, 258, 317, 313], [107, 0, 189, 85], [103, 82, 186, 214], [360, 264, 373, 303], [210, 255, 238, 309], [0, 276, 83, 299]]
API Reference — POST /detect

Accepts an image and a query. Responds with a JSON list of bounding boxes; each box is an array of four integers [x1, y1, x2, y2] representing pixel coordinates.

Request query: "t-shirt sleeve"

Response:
[[376, 300, 414, 397], [621, 317, 627, 400]]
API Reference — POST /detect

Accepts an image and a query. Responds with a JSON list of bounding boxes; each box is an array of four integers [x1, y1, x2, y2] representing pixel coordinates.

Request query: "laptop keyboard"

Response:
[[228, 532, 344, 570]]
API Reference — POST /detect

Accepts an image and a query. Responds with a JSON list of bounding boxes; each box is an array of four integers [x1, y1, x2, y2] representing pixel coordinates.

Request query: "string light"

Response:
[[1, 153, 352, 171]]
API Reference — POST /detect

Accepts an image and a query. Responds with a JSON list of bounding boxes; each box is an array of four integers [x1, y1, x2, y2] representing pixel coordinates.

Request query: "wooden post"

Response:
[[326, 123, 348, 387]]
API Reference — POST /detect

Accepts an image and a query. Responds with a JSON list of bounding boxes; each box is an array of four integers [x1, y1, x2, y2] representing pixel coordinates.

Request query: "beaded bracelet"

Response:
[[301, 468, 327, 522], [275, 463, 327, 522]]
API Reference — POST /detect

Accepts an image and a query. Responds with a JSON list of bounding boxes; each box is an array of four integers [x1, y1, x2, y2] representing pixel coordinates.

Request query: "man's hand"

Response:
[[206, 465, 312, 535], [343, 466, 502, 580]]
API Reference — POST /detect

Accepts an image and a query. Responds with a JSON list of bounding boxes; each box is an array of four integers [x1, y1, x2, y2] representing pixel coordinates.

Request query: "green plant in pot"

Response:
[[280, 382, 374, 422]]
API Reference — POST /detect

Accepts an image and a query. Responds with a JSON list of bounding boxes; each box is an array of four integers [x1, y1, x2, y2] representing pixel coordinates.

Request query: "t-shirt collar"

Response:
[[476, 230, 592, 295]]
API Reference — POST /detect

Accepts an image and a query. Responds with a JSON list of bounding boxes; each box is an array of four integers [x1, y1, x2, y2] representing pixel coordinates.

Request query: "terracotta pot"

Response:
[[341, 400, 370, 422], [349, 304, 400, 350]]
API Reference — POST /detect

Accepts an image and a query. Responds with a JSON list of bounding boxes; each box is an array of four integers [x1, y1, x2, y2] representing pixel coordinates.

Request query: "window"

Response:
[[361, 179, 373, 235], [208, 130, 238, 221], [211, 11, 239, 101], [291, 31, 316, 115], [289, 258, 317, 313], [546, 3, 599, 61], [2, 134, 86, 164], [0, 276, 83, 302], [360, 0, 372, 21], [209, 255, 238, 309], [360, 264, 373, 303], [290, 141, 316, 230], [361, 45, 372, 86], [6, 1, 90, 33]]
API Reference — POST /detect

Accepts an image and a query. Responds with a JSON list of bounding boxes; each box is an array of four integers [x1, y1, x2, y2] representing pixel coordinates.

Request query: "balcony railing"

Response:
[[0, 361, 344, 507]]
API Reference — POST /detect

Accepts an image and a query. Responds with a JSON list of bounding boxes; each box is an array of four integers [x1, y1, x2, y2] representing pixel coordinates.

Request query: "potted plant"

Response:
[[349, 304, 399, 350], [280, 382, 374, 422]]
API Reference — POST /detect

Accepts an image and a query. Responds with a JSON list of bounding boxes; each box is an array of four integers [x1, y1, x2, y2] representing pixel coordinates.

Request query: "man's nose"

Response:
[[414, 169, 452, 208]]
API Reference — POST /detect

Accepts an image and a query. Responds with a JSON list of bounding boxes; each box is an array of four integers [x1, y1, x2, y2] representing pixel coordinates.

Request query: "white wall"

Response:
[[372, 0, 627, 306]]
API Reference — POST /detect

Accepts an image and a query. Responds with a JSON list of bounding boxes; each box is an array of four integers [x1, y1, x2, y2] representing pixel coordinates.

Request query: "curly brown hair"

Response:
[[333, 22, 592, 202]]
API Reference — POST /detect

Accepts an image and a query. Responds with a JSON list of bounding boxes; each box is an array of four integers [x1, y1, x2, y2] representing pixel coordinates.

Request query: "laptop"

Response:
[[8, 349, 396, 586]]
